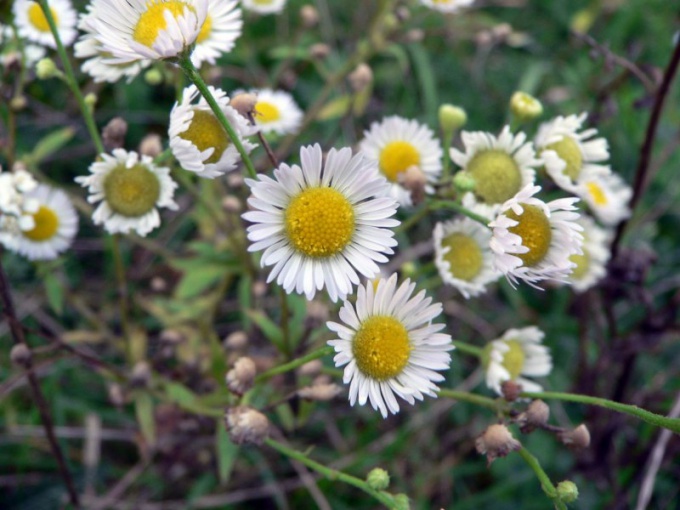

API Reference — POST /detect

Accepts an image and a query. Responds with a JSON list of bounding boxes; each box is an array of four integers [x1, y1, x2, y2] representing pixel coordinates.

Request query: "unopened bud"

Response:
[[224, 331, 248, 350], [510, 91, 543, 121], [226, 357, 257, 395], [144, 68, 163, 86], [475, 424, 521, 465], [299, 5, 319, 28], [102, 117, 128, 151], [398, 165, 427, 205], [231, 93, 258, 119], [297, 359, 323, 377], [348, 63, 373, 93], [10, 344, 32, 366], [452, 171, 476, 192], [309, 43, 331, 60], [130, 361, 151, 387], [392, 493, 410, 510], [10, 95, 27, 111], [556, 480, 579, 503], [439, 104, 467, 133], [519, 399, 550, 432], [500, 380, 521, 402], [559, 424, 590, 449], [138, 133, 162, 158], [366, 467, 390, 490], [401, 262, 417, 278], [36, 58, 60, 80], [225, 406, 269, 445], [297, 382, 341, 401], [222, 195, 242, 213], [84, 93, 97, 110]]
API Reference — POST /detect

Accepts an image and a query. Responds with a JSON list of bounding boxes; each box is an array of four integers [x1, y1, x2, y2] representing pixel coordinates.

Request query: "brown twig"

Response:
[[0, 249, 81, 508], [247, 112, 280, 170]]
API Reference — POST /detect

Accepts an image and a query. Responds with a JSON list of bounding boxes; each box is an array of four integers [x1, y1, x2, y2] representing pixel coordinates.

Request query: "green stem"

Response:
[[428, 200, 491, 227], [265, 437, 395, 508], [111, 235, 131, 346], [516, 447, 567, 510], [177, 55, 257, 179], [437, 389, 502, 412], [255, 346, 334, 384], [451, 340, 483, 358], [36, 0, 104, 155], [522, 391, 680, 435]]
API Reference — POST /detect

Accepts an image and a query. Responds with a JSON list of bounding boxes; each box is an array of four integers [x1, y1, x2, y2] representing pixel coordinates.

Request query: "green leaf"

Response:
[[245, 309, 284, 350], [174, 265, 228, 299], [134, 393, 156, 446], [24, 127, 76, 165], [237, 275, 253, 331], [43, 273, 64, 316], [407, 43, 438, 125], [165, 382, 198, 408], [216, 423, 239, 484], [317, 95, 352, 121]]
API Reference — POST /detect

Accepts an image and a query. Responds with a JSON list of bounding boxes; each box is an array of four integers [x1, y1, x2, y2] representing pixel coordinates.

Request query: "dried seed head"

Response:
[[297, 359, 323, 377], [102, 117, 128, 151], [138, 133, 163, 158], [252, 281, 268, 298], [225, 406, 269, 445], [297, 382, 341, 401], [224, 331, 248, 350], [10, 344, 32, 366], [348, 63, 373, 93], [299, 5, 319, 28], [405, 29, 424, 43], [501, 380, 522, 402], [230, 93, 258, 119], [475, 424, 521, 465], [310, 43, 331, 60], [150, 276, 167, 292], [366, 467, 390, 490], [130, 361, 151, 387], [397, 165, 427, 205], [227, 173, 244, 188], [108, 383, 126, 407], [226, 357, 257, 396], [160, 329, 184, 345], [559, 424, 590, 449], [519, 399, 550, 432], [222, 195, 242, 213]]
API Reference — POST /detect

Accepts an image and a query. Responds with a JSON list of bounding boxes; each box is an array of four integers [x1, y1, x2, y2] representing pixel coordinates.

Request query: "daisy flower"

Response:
[[575, 171, 631, 226], [242, 0, 286, 15], [190, 0, 242, 67], [0, 167, 39, 236], [451, 126, 540, 211], [489, 184, 583, 287], [250, 88, 303, 136], [359, 116, 443, 207], [169, 84, 257, 179], [327, 273, 453, 418], [0, 24, 47, 69], [242, 144, 400, 302], [2, 184, 78, 260], [535, 113, 610, 192], [420, 0, 475, 13], [433, 217, 500, 298], [568, 216, 611, 292], [13, 0, 77, 49], [483, 326, 552, 395], [75, 149, 178, 236], [85, 0, 208, 64]]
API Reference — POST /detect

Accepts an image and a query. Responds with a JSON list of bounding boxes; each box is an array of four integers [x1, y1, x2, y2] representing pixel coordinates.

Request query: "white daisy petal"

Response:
[[419, 0, 475, 13], [242, 0, 286, 15]]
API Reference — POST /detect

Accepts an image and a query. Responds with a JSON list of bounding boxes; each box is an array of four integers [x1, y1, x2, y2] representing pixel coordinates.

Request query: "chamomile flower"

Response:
[[327, 273, 453, 418], [76, 149, 178, 236], [451, 126, 540, 211], [489, 184, 583, 287], [243, 144, 400, 302], [0, 25, 47, 69], [190, 0, 242, 66], [250, 88, 303, 136], [575, 171, 631, 226], [433, 217, 500, 298], [85, 0, 208, 63], [359, 116, 443, 207], [242, 0, 287, 15], [169, 84, 257, 178], [568, 216, 611, 292], [0, 167, 39, 236], [2, 184, 78, 260], [535, 113, 610, 192], [420, 0, 475, 13], [483, 326, 552, 395], [13, 0, 77, 49]]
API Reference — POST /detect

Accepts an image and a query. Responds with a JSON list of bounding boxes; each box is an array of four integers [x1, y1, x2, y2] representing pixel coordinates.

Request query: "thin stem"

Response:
[[36, 0, 104, 155], [437, 388, 502, 412], [247, 112, 280, 170], [255, 346, 334, 384], [177, 56, 257, 179], [111, 235, 131, 345], [522, 391, 680, 435], [516, 447, 567, 510], [451, 340, 483, 358], [265, 437, 395, 508], [428, 200, 491, 227]]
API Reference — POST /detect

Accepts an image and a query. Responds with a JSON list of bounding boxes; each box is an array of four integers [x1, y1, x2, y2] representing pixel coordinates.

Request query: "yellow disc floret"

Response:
[[179, 109, 230, 165], [104, 163, 161, 217], [585, 181, 608, 205], [23, 206, 59, 241], [545, 136, 583, 181], [442, 233, 483, 281], [133, 1, 193, 48], [379, 141, 420, 183], [352, 315, 411, 380], [255, 102, 281, 123], [285, 187, 355, 257], [195, 14, 212, 43], [467, 150, 522, 204], [569, 249, 590, 280], [506, 204, 552, 267], [28, 4, 57, 33], [500, 340, 525, 379]]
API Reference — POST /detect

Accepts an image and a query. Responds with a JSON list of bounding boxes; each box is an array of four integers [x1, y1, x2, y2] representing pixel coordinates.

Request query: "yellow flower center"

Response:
[[585, 181, 608, 206], [467, 150, 522, 205], [441, 233, 483, 281], [103, 163, 161, 217], [255, 101, 281, 124], [23, 206, 59, 241], [28, 4, 57, 33], [133, 1, 194, 48], [196, 14, 212, 44], [506, 204, 552, 267], [501, 340, 525, 379], [352, 315, 412, 381], [569, 249, 590, 280], [253, 0, 275, 4], [284, 187, 355, 258], [379, 141, 420, 183], [545, 136, 583, 181], [179, 109, 230, 165]]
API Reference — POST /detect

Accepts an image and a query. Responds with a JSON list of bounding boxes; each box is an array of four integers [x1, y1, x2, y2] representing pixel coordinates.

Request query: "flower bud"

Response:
[[452, 171, 476, 193], [475, 424, 521, 465], [225, 406, 269, 445], [297, 359, 323, 377], [102, 117, 128, 151], [556, 480, 579, 503], [519, 399, 550, 433], [366, 467, 390, 490], [439, 104, 467, 133], [35, 58, 60, 80], [299, 5, 319, 28], [348, 63, 373, 93], [226, 357, 257, 396], [510, 91, 543, 121], [231, 93, 258, 119], [558, 424, 590, 449], [10, 95, 27, 111], [138, 133, 162, 158], [10, 344, 32, 366], [392, 493, 410, 510], [500, 380, 521, 402], [84, 93, 97, 110], [144, 68, 163, 86], [297, 382, 341, 401]]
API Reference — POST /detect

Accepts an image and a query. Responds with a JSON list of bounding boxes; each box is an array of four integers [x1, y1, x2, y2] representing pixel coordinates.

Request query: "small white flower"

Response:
[[535, 113, 610, 192], [190, 0, 242, 66], [242, 0, 287, 15], [249, 88, 303, 136], [76, 149, 178, 236], [85, 0, 208, 63], [420, 0, 475, 13], [2, 184, 78, 260], [575, 171, 631, 227], [13, 0, 77, 49], [568, 216, 611, 292], [451, 126, 540, 211], [243, 144, 400, 302], [359, 115, 443, 207], [169, 84, 257, 179], [0, 167, 39, 237], [489, 184, 583, 287], [483, 326, 552, 395], [327, 273, 453, 418], [433, 217, 500, 298]]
